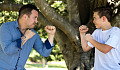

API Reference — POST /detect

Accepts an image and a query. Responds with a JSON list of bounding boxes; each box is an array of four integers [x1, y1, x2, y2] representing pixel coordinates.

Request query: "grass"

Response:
[[25, 61, 67, 68]]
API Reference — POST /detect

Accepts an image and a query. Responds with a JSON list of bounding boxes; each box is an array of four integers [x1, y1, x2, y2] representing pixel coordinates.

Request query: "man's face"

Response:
[[93, 12, 103, 28], [26, 10, 38, 29]]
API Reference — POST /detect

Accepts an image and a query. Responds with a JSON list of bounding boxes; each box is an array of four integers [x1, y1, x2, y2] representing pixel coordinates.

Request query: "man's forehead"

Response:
[[31, 10, 38, 15]]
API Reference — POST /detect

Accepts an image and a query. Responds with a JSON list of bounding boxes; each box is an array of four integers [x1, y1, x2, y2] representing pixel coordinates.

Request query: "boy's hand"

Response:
[[79, 25, 88, 33], [85, 34, 93, 41]]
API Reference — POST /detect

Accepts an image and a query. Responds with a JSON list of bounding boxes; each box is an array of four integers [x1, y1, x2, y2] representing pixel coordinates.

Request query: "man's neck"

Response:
[[18, 19, 27, 34]]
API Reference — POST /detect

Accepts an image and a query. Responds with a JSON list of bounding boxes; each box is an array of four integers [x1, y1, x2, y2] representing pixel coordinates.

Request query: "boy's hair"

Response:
[[19, 4, 39, 18], [94, 7, 113, 22]]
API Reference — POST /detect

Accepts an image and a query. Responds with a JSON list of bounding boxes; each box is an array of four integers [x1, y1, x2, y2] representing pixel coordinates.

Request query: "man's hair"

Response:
[[19, 4, 39, 18], [94, 7, 113, 22]]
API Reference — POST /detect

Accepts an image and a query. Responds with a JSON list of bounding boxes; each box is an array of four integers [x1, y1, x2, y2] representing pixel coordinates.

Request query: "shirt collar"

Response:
[[15, 19, 19, 29]]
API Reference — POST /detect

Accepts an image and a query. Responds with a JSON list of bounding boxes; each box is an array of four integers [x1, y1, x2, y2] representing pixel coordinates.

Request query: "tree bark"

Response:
[[0, 3, 23, 11], [33, 0, 81, 52], [1, 0, 120, 70]]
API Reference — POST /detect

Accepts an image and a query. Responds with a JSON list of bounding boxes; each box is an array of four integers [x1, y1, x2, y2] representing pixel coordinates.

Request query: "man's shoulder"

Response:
[[1, 21, 16, 27], [31, 29, 39, 35]]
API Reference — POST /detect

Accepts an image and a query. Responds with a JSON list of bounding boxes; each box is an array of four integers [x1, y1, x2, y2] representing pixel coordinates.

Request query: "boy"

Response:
[[79, 7, 120, 70]]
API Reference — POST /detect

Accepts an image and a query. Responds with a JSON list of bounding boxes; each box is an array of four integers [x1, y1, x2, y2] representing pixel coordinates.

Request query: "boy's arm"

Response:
[[80, 33, 92, 52], [85, 34, 112, 54], [79, 25, 92, 52]]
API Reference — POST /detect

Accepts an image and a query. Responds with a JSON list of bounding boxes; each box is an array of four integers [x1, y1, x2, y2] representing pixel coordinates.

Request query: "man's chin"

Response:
[[28, 27, 34, 29]]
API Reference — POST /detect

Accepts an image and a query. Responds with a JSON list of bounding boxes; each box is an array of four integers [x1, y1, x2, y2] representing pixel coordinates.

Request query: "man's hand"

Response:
[[45, 25, 56, 46], [45, 25, 56, 35], [24, 29, 36, 40], [79, 25, 89, 33], [21, 29, 35, 47]]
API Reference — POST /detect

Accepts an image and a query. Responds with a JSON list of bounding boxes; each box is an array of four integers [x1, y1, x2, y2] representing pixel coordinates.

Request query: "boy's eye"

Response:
[[34, 16, 38, 18]]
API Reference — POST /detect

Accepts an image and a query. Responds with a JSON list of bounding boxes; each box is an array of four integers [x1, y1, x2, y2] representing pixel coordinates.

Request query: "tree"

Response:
[[0, 0, 120, 70]]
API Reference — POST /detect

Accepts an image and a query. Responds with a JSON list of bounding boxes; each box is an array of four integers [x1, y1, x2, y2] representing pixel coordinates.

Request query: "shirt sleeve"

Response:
[[0, 24, 20, 55], [105, 35, 119, 49], [33, 34, 54, 57], [45, 39, 54, 49]]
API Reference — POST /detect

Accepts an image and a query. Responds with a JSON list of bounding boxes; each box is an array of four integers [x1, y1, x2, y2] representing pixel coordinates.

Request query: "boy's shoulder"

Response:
[[93, 28, 102, 32], [110, 27, 120, 36]]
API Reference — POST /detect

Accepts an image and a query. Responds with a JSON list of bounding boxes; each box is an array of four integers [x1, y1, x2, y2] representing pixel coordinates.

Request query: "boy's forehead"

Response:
[[93, 12, 99, 17]]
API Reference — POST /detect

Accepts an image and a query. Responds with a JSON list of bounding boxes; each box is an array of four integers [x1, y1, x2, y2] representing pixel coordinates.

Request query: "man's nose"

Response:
[[35, 18, 37, 23]]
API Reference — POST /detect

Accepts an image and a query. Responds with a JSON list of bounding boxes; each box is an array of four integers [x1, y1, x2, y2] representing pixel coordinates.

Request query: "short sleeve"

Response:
[[105, 35, 119, 48], [88, 42, 94, 48]]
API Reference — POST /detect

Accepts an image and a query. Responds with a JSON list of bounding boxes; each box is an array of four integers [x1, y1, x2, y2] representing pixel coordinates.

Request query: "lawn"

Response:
[[25, 61, 67, 68]]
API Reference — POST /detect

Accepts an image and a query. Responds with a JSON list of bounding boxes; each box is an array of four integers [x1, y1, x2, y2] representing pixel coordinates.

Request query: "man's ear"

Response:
[[23, 14, 28, 19], [102, 16, 107, 22]]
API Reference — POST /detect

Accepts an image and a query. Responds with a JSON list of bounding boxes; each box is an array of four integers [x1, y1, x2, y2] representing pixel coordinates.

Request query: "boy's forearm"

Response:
[[80, 33, 88, 51], [88, 38, 112, 53]]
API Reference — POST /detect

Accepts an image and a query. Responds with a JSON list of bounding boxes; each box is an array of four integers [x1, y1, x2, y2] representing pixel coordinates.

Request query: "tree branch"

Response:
[[0, 3, 23, 11], [66, 0, 81, 26], [112, 11, 120, 27], [34, 0, 81, 48]]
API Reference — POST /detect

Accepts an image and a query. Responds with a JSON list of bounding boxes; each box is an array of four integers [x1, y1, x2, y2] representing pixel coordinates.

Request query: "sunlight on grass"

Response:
[[25, 61, 67, 68]]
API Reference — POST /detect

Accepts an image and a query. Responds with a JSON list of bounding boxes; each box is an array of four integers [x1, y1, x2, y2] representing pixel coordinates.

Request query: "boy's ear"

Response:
[[102, 16, 107, 22]]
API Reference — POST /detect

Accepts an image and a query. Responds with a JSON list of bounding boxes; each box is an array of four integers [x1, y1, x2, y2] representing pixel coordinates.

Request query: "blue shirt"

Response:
[[0, 20, 54, 70]]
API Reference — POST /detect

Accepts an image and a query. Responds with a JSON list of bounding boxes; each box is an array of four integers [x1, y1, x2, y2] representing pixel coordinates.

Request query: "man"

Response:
[[0, 4, 56, 70], [79, 7, 120, 70]]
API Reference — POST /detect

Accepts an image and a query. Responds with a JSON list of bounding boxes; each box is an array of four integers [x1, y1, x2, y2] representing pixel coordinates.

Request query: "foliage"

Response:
[[0, 11, 18, 26], [51, 1, 67, 16]]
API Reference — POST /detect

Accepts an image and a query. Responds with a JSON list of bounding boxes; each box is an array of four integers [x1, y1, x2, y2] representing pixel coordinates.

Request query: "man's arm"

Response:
[[0, 24, 20, 55], [33, 34, 53, 57], [45, 26, 56, 46], [21, 29, 35, 47], [33, 26, 56, 57]]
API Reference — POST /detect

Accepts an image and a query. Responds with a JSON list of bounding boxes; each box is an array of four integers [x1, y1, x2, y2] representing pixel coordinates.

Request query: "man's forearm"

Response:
[[48, 34, 54, 46]]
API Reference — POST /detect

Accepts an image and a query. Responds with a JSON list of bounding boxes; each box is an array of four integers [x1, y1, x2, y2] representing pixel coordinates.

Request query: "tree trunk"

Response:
[[1, 0, 120, 70]]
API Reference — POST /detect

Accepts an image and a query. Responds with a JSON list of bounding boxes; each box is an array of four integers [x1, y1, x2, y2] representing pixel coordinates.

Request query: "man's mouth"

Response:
[[33, 23, 35, 25]]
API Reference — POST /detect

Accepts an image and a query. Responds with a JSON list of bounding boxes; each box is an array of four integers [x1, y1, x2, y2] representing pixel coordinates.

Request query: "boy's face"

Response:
[[93, 12, 103, 28]]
